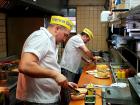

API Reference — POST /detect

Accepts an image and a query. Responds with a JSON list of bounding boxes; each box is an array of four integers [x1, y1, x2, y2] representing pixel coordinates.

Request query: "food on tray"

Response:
[[70, 88, 87, 100], [96, 64, 109, 71], [0, 87, 9, 93], [71, 93, 85, 100], [11, 68, 18, 72], [86, 70, 95, 74], [94, 56, 102, 60], [97, 71, 109, 78], [76, 88, 87, 94]]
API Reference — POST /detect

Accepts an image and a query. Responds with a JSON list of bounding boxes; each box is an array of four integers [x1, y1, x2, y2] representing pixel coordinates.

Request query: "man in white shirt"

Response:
[[60, 28, 95, 105], [16, 16, 77, 105], [60, 28, 95, 83]]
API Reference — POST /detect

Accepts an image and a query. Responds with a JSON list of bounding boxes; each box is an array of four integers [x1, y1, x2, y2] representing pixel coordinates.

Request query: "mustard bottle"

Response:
[[86, 83, 94, 95], [121, 70, 126, 79], [117, 69, 121, 79]]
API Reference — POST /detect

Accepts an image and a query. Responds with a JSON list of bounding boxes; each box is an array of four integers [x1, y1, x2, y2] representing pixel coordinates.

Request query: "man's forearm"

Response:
[[18, 61, 58, 79], [85, 51, 95, 61]]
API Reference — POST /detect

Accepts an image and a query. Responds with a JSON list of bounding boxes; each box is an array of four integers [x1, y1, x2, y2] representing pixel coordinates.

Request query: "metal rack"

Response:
[[109, 47, 136, 83]]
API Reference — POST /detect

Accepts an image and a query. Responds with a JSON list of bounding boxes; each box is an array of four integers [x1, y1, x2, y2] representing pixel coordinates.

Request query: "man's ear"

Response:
[[56, 25, 62, 30], [54, 25, 60, 33]]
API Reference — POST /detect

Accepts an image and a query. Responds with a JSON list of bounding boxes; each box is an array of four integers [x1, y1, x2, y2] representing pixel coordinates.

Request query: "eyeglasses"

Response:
[[59, 27, 70, 37]]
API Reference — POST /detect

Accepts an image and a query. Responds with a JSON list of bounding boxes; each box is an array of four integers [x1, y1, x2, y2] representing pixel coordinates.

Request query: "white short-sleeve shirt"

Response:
[[60, 34, 85, 73], [16, 27, 61, 103]]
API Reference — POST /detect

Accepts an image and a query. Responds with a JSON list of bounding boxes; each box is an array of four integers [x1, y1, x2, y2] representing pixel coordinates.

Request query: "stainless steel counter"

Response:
[[128, 76, 140, 98], [102, 86, 132, 105], [128, 76, 140, 105]]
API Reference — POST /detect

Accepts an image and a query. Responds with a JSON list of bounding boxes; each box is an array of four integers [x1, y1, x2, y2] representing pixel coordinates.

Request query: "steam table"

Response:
[[69, 64, 112, 105]]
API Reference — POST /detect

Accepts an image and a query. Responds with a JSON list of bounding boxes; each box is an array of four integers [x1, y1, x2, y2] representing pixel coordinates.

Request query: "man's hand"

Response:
[[54, 72, 69, 88], [54, 72, 78, 89], [68, 82, 78, 88], [82, 57, 93, 64], [86, 59, 93, 64]]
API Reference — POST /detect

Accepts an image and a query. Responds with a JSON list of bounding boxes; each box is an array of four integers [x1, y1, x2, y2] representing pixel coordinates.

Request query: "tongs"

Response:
[[68, 84, 80, 95]]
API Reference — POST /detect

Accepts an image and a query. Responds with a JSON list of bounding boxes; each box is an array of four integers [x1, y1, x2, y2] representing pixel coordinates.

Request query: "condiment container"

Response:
[[121, 70, 126, 79], [86, 84, 94, 95], [85, 95, 95, 105], [116, 69, 121, 79]]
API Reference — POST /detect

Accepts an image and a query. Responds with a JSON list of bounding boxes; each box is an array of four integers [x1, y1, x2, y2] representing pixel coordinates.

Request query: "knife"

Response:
[[68, 84, 80, 95]]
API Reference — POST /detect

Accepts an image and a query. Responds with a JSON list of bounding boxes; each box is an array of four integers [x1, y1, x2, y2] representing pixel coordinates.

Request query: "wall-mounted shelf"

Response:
[[111, 47, 139, 73], [112, 9, 129, 12]]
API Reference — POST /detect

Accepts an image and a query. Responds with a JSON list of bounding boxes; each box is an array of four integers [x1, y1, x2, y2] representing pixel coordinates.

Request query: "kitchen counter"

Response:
[[0, 76, 17, 90], [0, 76, 17, 105], [69, 64, 112, 105]]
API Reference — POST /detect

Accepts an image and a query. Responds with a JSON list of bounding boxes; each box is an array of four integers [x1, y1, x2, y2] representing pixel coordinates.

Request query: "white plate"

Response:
[[94, 69, 110, 73], [86, 70, 96, 75], [86, 70, 110, 77], [95, 68, 110, 71], [92, 70, 98, 73], [93, 73, 110, 79], [111, 83, 127, 88]]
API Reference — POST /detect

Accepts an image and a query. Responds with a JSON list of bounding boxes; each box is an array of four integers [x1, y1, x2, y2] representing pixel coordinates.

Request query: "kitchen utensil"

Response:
[[68, 84, 80, 95]]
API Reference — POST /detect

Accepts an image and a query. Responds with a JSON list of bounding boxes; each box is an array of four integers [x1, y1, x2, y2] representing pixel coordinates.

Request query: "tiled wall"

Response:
[[69, 0, 109, 67], [69, 0, 108, 51], [77, 6, 108, 51], [0, 13, 6, 58]]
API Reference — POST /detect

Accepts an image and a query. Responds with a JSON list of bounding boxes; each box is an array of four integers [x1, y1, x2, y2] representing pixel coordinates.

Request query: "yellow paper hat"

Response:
[[50, 16, 74, 30], [83, 28, 93, 39]]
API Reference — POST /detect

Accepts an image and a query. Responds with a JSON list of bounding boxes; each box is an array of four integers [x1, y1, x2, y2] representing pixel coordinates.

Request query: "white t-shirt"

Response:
[[60, 34, 85, 74], [16, 27, 61, 103]]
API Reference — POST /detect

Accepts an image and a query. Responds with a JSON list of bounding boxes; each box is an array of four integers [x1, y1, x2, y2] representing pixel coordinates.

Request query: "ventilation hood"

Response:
[[0, 0, 67, 17]]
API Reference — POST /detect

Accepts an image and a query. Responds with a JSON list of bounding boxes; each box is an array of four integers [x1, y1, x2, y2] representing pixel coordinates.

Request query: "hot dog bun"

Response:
[[71, 93, 85, 100], [76, 88, 87, 94]]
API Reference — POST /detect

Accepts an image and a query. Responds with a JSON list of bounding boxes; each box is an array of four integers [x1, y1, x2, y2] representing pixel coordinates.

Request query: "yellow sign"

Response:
[[50, 16, 74, 30]]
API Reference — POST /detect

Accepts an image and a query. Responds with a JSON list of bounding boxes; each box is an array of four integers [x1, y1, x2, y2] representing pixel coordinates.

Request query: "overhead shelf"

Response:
[[109, 4, 140, 24], [128, 5, 140, 15], [112, 9, 129, 12], [124, 5, 140, 22], [0, 0, 68, 17]]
